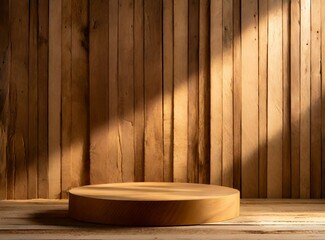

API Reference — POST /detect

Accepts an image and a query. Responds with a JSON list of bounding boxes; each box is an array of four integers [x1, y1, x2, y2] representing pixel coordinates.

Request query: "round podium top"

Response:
[[69, 182, 239, 201]]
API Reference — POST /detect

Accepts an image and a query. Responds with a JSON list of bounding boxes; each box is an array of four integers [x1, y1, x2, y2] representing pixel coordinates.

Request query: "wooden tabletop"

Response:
[[1, 199, 325, 239]]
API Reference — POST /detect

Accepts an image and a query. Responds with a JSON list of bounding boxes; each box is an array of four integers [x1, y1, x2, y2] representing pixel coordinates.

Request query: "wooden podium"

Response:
[[69, 182, 240, 226]]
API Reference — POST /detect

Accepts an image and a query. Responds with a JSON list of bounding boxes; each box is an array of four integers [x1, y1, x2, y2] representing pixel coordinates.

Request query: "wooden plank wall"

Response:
[[1, 0, 325, 199]]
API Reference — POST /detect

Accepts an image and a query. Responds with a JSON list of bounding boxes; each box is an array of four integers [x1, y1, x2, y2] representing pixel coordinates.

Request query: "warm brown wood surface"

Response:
[[0, 0, 10, 200], [144, 0, 164, 182], [162, 0, 173, 183], [222, 0, 234, 188], [300, 0, 311, 199], [282, 0, 291, 199], [267, 0, 283, 198], [258, 0, 267, 199], [108, 0, 122, 183], [310, 0, 322, 199], [198, 0, 210, 185], [322, 0, 325, 198], [233, 0, 241, 192], [37, 0, 49, 199], [48, 0, 62, 200], [61, 0, 72, 199], [28, 0, 38, 200], [188, 0, 199, 184], [10, 0, 29, 200], [89, 0, 109, 184], [241, 0, 259, 198], [71, 0, 89, 191], [118, 0, 135, 183], [291, 0, 301, 199], [173, 0, 189, 183], [69, 182, 239, 226], [0, 200, 325, 239], [1, 0, 325, 200], [210, 0, 223, 186], [134, 0, 145, 182]]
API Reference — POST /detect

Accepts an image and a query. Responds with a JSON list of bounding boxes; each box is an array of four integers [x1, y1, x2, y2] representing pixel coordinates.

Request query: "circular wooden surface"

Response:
[[69, 182, 240, 226]]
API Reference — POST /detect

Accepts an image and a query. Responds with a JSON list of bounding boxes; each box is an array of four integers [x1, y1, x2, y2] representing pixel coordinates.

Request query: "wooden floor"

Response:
[[0, 199, 324, 239]]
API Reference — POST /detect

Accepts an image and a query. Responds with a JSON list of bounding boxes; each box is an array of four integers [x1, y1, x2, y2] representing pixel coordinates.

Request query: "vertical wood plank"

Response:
[[222, 0, 233, 187], [108, 0, 122, 183], [61, 0, 72, 199], [233, 0, 241, 192], [28, 0, 38, 199], [144, 0, 163, 181], [300, 0, 311, 199], [210, 0, 222, 185], [10, 0, 29, 199], [38, 0, 49, 199], [173, 0, 188, 182], [322, 0, 325, 199], [267, 0, 283, 198], [241, 0, 258, 198], [0, 123, 7, 198], [258, 0, 268, 198], [290, 0, 301, 198], [89, 0, 109, 184], [163, 0, 174, 182], [49, 0, 62, 199], [71, 0, 89, 187], [0, 0, 10, 200], [134, 0, 144, 182], [198, 0, 210, 184], [188, 0, 199, 183], [282, 0, 291, 198], [119, 0, 135, 182], [310, 0, 322, 199], [7, 104, 14, 200]]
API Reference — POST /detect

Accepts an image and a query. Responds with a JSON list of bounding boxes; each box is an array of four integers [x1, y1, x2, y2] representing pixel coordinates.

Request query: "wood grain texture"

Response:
[[282, 0, 291, 198], [89, 0, 109, 184], [61, 0, 72, 199], [69, 182, 240, 226], [118, 0, 135, 182], [222, 0, 233, 188], [241, 0, 258, 198], [71, 0, 89, 187], [210, 0, 222, 186], [188, 0, 199, 184], [162, 0, 174, 182], [38, 0, 49, 199], [2, 0, 325, 199], [290, 0, 301, 199], [1, 200, 325, 239], [267, 0, 283, 198], [173, 0, 188, 183], [28, 0, 38, 200], [300, 0, 311, 199], [258, 0, 268, 198], [233, 0, 241, 192], [198, 0, 210, 184], [0, 0, 10, 200], [310, 0, 322, 199], [134, 0, 145, 182], [10, 0, 29, 199], [49, 0, 62, 199], [108, 0, 122, 183], [144, 0, 163, 182], [322, 0, 325, 199]]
